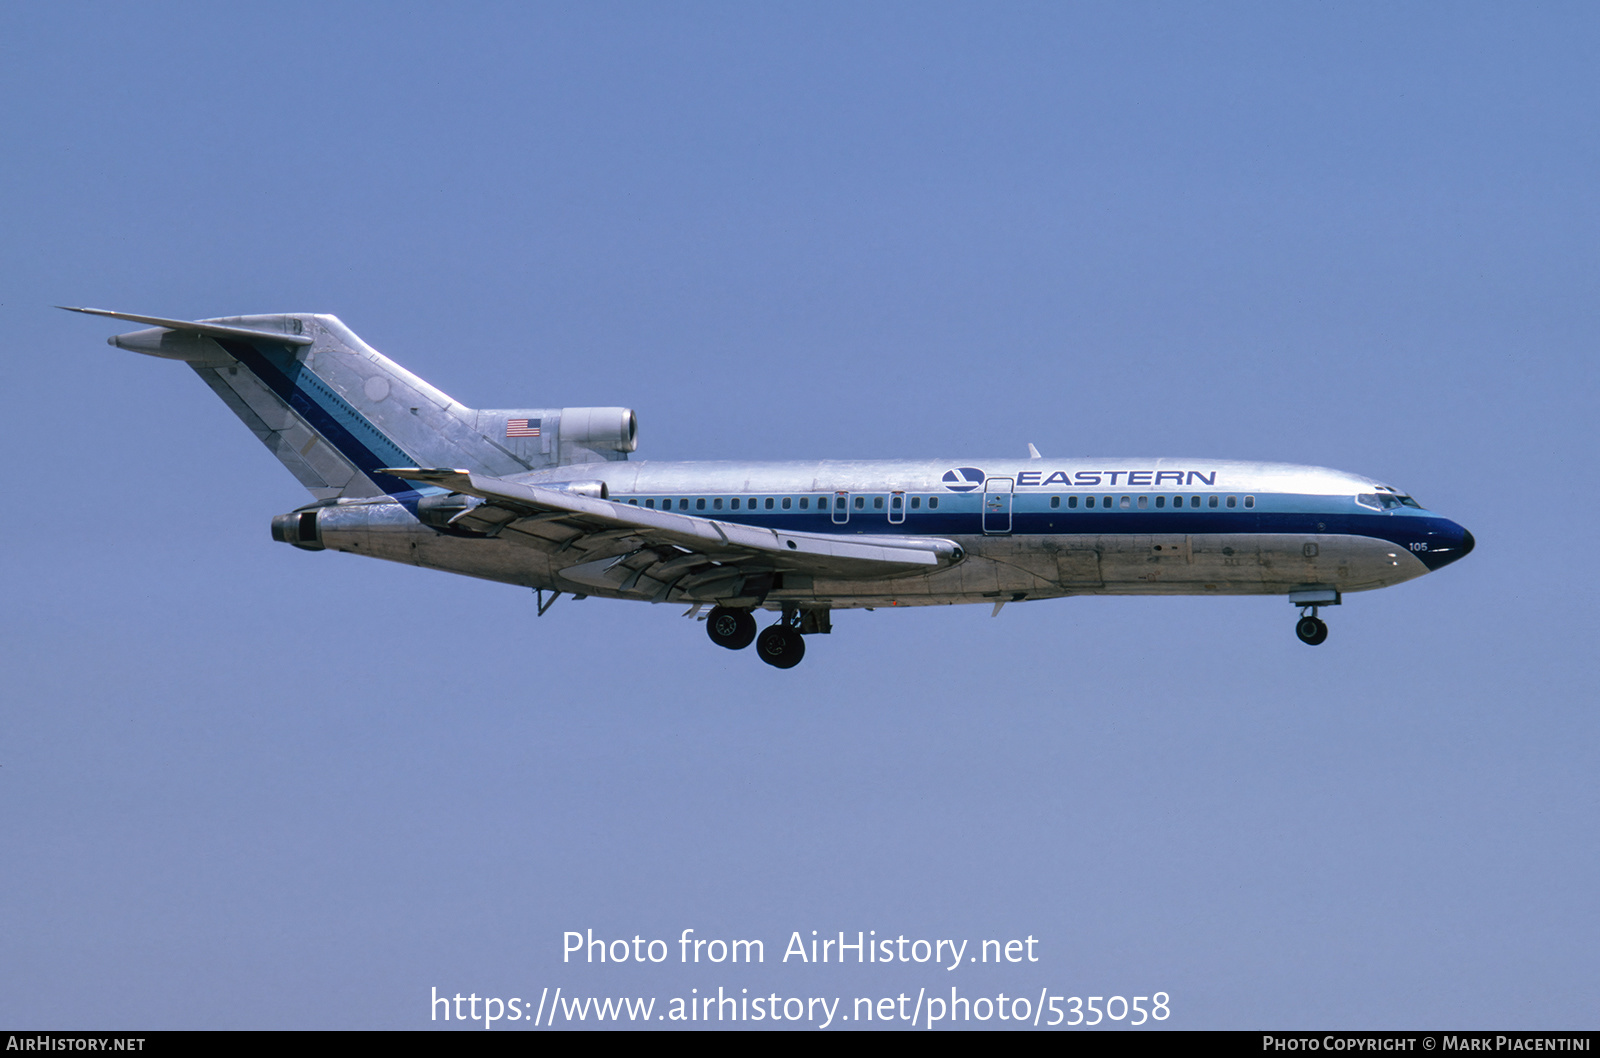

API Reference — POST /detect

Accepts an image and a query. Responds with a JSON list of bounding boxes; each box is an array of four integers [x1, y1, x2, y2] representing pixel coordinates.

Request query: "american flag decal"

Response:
[[506, 418, 541, 438]]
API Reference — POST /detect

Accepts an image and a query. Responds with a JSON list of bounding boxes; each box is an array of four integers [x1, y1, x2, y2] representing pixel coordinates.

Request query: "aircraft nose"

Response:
[[1418, 522, 1474, 571]]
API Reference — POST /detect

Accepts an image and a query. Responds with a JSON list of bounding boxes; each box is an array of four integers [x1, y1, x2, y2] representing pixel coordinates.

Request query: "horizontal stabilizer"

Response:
[[59, 306, 314, 346]]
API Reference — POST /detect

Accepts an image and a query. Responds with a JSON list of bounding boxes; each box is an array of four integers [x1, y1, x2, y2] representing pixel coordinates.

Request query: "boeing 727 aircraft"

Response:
[[66, 307, 1474, 668]]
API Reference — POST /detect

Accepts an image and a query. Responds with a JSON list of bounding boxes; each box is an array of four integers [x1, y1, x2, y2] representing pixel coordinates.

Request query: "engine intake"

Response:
[[542, 480, 609, 499], [560, 407, 637, 454]]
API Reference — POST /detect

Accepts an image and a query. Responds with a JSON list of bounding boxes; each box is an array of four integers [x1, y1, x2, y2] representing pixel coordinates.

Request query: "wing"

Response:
[[386, 467, 964, 604]]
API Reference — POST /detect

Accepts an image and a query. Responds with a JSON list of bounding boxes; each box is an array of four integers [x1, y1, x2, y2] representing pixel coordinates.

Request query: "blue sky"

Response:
[[2, 2, 1596, 1029]]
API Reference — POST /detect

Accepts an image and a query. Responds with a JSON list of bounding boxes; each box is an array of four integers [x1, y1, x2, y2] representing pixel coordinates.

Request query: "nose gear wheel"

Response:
[[1295, 614, 1329, 645]]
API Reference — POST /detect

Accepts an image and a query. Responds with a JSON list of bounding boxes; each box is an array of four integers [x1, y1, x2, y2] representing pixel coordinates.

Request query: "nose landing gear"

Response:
[[1288, 588, 1339, 647], [1295, 613, 1329, 645]]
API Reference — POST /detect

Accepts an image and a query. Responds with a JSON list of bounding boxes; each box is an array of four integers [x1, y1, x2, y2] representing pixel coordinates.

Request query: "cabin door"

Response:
[[983, 477, 1014, 534]]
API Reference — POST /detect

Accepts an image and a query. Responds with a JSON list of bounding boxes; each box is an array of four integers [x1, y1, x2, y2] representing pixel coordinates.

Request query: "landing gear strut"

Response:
[[705, 606, 757, 650]]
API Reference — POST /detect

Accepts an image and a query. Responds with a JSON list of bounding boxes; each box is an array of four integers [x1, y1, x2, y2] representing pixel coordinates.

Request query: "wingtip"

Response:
[[59, 305, 135, 321]]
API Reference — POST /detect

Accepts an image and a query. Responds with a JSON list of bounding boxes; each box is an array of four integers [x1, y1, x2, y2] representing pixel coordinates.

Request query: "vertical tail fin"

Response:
[[70, 308, 550, 500]]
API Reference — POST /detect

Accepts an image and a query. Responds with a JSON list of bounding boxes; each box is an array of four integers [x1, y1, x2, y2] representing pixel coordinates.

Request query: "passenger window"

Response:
[[799, 497, 809, 509], [911, 496, 921, 509], [628, 499, 638, 505], [697, 498, 707, 510], [729, 498, 738, 509], [1155, 495, 1165, 508], [780, 497, 789, 509], [929, 497, 939, 509], [679, 499, 689, 510], [1208, 496, 1218, 508], [1244, 495, 1255, 508], [874, 496, 884, 510], [713, 498, 723, 510], [1050, 496, 1060, 508], [1137, 495, 1148, 509], [766, 497, 775, 509], [1068, 496, 1078, 508], [891, 495, 901, 509], [749, 497, 756, 508], [855, 496, 865, 509], [645, 499, 655, 509], [1121, 496, 1131, 508], [1190, 496, 1200, 507], [1226, 495, 1236, 508]]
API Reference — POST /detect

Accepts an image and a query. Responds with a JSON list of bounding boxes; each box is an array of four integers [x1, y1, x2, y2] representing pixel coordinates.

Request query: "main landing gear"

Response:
[[755, 623, 805, 669], [706, 606, 757, 650], [706, 606, 822, 668]]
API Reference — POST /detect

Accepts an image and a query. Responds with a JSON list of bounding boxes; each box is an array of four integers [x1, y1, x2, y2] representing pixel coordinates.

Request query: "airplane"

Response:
[[64, 306, 1474, 668]]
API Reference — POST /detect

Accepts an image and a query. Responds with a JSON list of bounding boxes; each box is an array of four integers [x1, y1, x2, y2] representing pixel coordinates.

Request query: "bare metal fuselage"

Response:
[[312, 457, 1458, 611]]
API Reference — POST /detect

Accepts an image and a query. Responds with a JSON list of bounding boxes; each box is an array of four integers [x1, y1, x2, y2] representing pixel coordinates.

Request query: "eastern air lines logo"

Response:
[[941, 467, 985, 492]]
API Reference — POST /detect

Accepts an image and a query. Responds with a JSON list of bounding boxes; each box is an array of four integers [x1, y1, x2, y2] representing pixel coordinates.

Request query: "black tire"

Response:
[[706, 606, 757, 650], [1295, 615, 1329, 646], [755, 625, 806, 668]]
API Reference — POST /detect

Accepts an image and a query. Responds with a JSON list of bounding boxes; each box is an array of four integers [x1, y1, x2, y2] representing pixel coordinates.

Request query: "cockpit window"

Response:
[[1358, 492, 1425, 511]]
